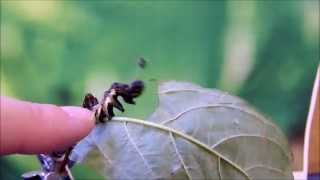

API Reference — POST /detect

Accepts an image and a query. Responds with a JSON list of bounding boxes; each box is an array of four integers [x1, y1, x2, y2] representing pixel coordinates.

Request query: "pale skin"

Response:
[[0, 96, 95, 155]]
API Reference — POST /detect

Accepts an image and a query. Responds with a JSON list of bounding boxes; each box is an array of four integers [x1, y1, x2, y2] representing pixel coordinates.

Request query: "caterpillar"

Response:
[[82, 80, 144, 123]]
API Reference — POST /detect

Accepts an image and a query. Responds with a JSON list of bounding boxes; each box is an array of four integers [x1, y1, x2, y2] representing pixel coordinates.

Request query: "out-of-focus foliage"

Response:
[[239, 2, 319, 135], [0, 0, 318, 179]]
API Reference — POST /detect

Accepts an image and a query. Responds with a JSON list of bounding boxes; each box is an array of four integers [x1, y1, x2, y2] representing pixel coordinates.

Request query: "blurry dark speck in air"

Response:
[[54, 86, 71, 105], [138, 57, 147, 69]]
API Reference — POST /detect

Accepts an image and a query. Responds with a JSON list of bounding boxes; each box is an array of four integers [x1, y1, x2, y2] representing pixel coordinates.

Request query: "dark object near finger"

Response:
[[82, 93, 98, 110], [113, 97, 125, 112], [130, 80, 144, 98], [82, 80, 144, 122], [138, 57, 147, 69]]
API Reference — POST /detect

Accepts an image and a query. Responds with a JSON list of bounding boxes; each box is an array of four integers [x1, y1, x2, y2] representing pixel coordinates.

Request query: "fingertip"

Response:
[[62, 106, 95, 136], [33, 105, 95, 153], [0, 97, 96, 155]]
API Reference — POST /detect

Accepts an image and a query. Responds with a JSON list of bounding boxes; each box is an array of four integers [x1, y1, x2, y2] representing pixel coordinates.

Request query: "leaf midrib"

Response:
[[111, 117, 252, 180]]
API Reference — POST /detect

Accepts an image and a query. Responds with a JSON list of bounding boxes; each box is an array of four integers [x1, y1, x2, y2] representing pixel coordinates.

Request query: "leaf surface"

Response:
[[70, 81, 293, 180]]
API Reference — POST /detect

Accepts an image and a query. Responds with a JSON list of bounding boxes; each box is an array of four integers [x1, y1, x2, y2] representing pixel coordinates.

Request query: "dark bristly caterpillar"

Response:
[[27, 80, 144, 179], [27, 61, 146, 179], [26, 59, 146, 179], [83, 80, 144, 123]]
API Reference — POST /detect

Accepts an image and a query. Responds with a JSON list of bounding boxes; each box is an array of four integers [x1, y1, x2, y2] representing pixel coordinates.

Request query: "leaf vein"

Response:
[[169, 132, 192, 180], [96, 145, 113, 165], [210, 134, 290, 160], [161, 104, 278, 132], [245, 164, 287, 177], [218, 157, 222, 180], [123, 122, 156, 178], [95, 145, 132, 179], [113, 117, 252, 180]]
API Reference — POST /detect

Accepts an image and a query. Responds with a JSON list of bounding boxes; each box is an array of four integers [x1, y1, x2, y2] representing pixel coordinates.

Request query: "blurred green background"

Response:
[[0, 1, 319, 179]]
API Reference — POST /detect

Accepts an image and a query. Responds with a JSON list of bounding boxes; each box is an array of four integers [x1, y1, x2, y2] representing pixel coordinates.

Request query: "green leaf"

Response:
[[71, 81, 293, 179]]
